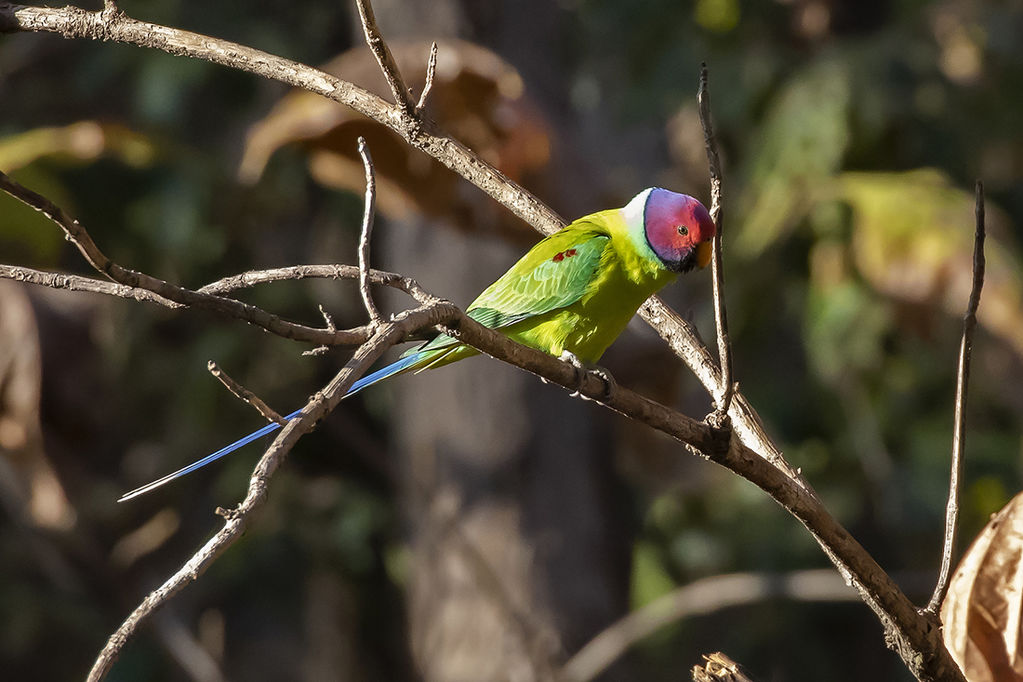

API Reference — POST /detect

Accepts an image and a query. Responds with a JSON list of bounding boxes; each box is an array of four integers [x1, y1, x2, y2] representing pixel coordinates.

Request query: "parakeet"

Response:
[[119, 188, 715, 501]]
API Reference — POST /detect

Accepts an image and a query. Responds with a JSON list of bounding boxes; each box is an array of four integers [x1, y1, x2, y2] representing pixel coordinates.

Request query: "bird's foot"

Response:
[[559, 350, 615, 402]]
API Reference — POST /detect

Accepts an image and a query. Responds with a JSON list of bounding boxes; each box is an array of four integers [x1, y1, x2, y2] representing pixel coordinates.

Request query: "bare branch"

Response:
[[637, 298, 807, 489], [198, 263, 436, 303], [698, 64, 734, 422], [207, 361, 286, 426], [318, 304, 337, 331], [415, 41, 438, 115], [356, 136, 384, 326], [563, 569, 858, 682], [925, 180, 986, 615], [0, 263, 180, 306], [354, 0, 414, 116], [0, 172, 370, 346], [86, 300, 461, 682], [0, 263, 437, 338], [0, 168, 117, 281]]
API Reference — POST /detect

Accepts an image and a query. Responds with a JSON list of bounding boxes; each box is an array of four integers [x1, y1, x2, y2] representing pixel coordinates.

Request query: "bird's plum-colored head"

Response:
[[640, 188, 716, 273]]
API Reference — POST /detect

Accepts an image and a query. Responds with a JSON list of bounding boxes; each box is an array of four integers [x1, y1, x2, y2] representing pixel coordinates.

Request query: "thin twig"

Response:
[[353, 0, 414, 116], [198, 263, 435, 303], [415, 41, 438, 115], [697, 63, 733, 421], [0, 172, 369, 346], [86, 300, 462, 682], [302, 306, 337, 356], [356, 136, 384, 326], [318, 304, 337, 331], [207, 361, 286, 426], [0, 263, 435, 337], [925, 180, 986, 615]]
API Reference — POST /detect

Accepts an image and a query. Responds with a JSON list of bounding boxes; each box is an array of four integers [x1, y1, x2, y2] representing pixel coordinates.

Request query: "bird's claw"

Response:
[[559, 351, 615, 402], [588, 365, 616, 402]]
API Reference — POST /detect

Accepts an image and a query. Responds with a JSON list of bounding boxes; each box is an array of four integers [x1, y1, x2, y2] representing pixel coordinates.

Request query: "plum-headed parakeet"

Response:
[[119, 188, 715, 501]]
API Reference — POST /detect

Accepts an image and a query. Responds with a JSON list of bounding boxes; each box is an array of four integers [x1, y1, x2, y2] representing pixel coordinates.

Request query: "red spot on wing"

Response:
[[552, 248, 577, 263]]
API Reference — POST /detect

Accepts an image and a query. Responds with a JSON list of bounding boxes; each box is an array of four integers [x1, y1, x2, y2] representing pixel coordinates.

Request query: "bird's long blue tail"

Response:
[[117, 353, 424, 502]]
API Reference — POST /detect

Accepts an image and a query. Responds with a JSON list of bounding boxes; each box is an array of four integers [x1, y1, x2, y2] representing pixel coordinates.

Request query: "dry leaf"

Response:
[[239, 39, 551, 238], [941, 491, 1023, 681]]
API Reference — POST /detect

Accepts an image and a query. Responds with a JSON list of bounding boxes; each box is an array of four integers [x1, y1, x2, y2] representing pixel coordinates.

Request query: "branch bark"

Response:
[[356, 136, 384, 327], [925, 180, 986, 614], [698, 64, 734, 421]]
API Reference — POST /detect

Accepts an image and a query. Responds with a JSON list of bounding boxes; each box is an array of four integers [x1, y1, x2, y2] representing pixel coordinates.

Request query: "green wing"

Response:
[[404, 224, 609, 359], [467, 227, 608, 326]]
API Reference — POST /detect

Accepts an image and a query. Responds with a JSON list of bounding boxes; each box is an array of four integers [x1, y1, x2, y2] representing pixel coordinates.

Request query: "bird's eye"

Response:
[[676, 225, 689, 237]]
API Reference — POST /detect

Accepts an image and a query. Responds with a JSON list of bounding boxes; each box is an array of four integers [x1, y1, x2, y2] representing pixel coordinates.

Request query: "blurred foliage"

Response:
[[1, 0, 1023, 681]]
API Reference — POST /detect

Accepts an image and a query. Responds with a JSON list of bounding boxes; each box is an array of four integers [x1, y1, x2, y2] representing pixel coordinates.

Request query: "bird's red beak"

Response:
[[696, 240, 713, 269]]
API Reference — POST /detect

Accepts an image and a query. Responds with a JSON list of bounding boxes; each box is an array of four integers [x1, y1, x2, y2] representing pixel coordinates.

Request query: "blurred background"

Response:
[[1, 0, 1022, 680]]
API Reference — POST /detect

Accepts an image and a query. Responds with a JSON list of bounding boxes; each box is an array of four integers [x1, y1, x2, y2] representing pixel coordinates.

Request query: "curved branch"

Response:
[[563, 569, 861, 682], [198, 263, 435, 302]]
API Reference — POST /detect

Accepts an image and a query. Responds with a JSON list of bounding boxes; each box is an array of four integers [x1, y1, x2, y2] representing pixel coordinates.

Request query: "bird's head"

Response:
[[626, 188, 716, 273]]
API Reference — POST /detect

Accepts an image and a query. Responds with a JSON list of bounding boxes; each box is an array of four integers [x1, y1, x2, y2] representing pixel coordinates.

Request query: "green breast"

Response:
[[504, 249, 675, 363]]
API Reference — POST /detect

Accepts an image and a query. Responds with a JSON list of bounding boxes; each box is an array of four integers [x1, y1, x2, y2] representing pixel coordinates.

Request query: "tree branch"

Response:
[[415, 41, 439, 115], [356, 136, 384, 326], [197, 263, 435, 303], [563, 569, 861, 682], [207, 361, 286, 426], [354, 0, 414, 116], [924, 180, 986, 615], [0, 170, 371, 346], [698, 64, 734, 421], [0, 262, 433, 317]]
